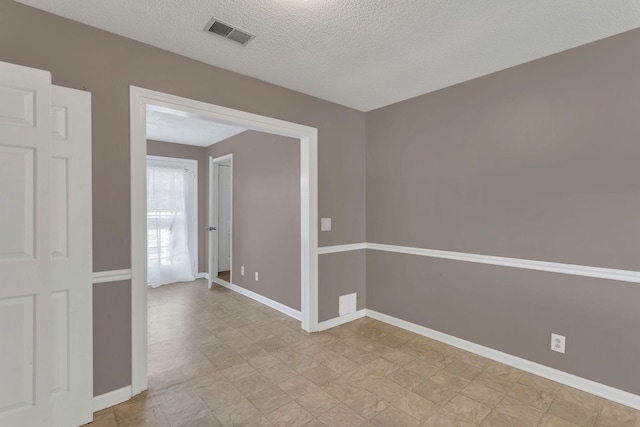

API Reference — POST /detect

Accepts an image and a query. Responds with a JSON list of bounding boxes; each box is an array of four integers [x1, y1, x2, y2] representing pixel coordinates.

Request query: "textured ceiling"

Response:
[[15, 0, 640, 111], [146, 106, 247, 147]]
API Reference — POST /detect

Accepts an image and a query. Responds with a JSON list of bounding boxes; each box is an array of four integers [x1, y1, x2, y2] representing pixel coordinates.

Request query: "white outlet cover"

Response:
[[339, 293, 357, 316], [241, 266, 245, 276], [551, 333, 566, 354], [255, 271, 259, 281], [321, 217, 332, 231]]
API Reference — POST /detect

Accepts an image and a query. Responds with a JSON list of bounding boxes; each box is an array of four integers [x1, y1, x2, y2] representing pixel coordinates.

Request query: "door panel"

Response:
[[0, 296, 34, 411], [0, 61, 52, 427], [50, 85, 93, 427], [0, 146, 34, 257]]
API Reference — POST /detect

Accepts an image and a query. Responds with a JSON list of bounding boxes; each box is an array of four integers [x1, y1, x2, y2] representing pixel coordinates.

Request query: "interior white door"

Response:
[[50, 85, 93, 427], [0, 62, 53, 426], [217, 164, 231, 272], [207, 157, 219, 289]]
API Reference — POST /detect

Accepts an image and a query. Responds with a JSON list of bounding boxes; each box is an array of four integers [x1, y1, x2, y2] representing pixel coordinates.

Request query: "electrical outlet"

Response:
[[320, 217, 332, 231], [241, 266, 245, 276], [551, 333, 566, 354], [255, 271, 259, 281]]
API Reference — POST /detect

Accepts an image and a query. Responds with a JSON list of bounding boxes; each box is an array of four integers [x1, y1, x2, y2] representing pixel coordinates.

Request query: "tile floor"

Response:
[[89, 279, 640, 426]]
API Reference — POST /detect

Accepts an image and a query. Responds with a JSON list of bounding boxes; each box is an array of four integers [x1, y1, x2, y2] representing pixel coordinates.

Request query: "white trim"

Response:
[[213, 279, 302, 320], [317, 243, 367, 255], [367, 243, 640, 284], [195, 272, 210, 280], [366, 309, 640, 411], [147, 155, 199, 276], [130, 86, 318, 396], [92, 385, 132, 412], [92, 269, 132, 284], [318, 309, 367, 331], [320, 242, 640, 283]]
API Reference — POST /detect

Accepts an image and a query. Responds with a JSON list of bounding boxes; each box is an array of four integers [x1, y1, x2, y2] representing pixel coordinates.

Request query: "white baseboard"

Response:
[[195, 272, 209, 280], [366, 309, 640, 411], [93, 385, 132, 412], [213, 279, 301, 321], [318, 309, 367, 331]]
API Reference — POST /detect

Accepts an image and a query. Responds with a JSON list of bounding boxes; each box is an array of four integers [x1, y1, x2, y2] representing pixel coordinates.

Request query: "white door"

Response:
[[207, 154, 233, 288], [217, 163, 231, 272], [0, 62, 53, 426], [50, 85, 93, 427]]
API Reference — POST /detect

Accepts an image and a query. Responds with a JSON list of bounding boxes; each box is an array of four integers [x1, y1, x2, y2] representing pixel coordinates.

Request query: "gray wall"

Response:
[[0, 1, 366, 396], [318, 250, 367, 322], [208, 131, 301, 310], [146, 140, 209, 273], [366, 28, 640, 395], [93, 281, 131, 396]]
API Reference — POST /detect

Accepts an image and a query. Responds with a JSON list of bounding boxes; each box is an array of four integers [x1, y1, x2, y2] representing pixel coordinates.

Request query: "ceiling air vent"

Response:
[[205, 18, 255, 46]]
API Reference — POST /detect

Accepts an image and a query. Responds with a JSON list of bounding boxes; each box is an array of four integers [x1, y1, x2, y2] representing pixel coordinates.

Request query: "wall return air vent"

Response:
[[205, 18, 255, 46]]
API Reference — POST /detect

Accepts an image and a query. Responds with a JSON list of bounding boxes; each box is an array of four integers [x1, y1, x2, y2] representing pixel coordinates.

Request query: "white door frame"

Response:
[[130, 86, 318, 395], [146, 155, 199, 277], [208, 154, 233, 289]]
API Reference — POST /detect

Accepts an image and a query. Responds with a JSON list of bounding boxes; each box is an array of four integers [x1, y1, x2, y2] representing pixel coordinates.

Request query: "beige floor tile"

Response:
[[363, 358, 400, 377], [219, 361, 257, 382], [279, 374, 319, 398], [414, 349, 453, 370], [342, 388, 389, 419], [266, 401, 314, 426], [92, 280, 640, 427], [317, 404, 367, 427], [259, 362, 298, 384], [324, 354, 359, 374], [493, 396, 544, 426], [370, 406, 420, 426], [548, 398, 599, 427], [508, 382, 555, 411], [233, 373, 273, 396], [247, 384, 293, 413], [460, 380, 506, 408], [413, 379, 459, 406], [539, 413, 582, 427], [557, 386, 605, 413], [365, 377, 410, 402], [445, 359, 483, 381], [430, 370, 470, 391], [596, 401, 640, 426], [295, 388, 339, 417], [404, 357, 442, 377], [443, 394, 491, 424], [392, 391, 440, 421], [302, 365, 341, 386], [456, 352, 492, 369], [422, 409, 477, 427], [387, 367, 429, 390], [380, 348, 417, 365], [481, 410, 523, 427]]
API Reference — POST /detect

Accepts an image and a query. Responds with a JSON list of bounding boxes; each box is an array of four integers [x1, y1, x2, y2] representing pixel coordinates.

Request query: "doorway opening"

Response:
[[130, 86, 318, 395]]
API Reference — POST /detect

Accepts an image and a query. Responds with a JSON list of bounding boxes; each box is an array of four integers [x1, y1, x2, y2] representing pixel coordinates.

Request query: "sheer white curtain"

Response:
[[147, 164, 195, 287]]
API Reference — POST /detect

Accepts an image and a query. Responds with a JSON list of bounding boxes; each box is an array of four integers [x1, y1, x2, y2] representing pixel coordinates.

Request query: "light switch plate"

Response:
[[339, 293, 357, 316], [321, 217, 332, 231]]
